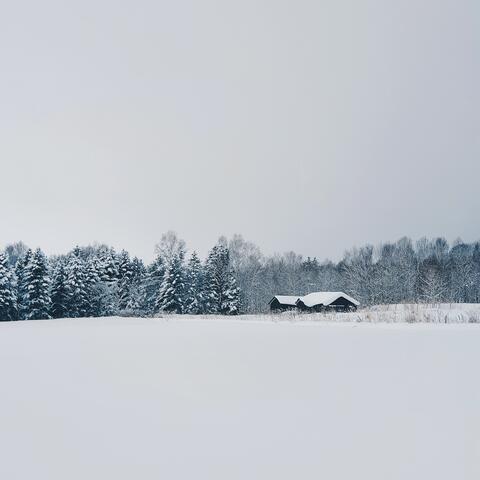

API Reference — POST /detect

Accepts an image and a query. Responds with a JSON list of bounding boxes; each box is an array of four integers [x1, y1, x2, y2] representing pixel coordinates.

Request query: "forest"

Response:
[[1, 232, 479, 320]]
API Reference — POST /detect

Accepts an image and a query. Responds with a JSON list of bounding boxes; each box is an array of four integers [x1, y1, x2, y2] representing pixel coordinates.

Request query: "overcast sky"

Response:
[[1, 0, 478, 261]]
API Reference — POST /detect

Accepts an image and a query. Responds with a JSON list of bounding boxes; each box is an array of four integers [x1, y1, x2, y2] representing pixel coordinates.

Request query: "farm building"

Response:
[[296, 292, 359, 312], [268, 295, 300, 312], [269, 292, 359, 313]]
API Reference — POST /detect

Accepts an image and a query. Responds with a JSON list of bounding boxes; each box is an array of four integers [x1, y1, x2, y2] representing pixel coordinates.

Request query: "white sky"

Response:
[[1, 0, 479, 261]]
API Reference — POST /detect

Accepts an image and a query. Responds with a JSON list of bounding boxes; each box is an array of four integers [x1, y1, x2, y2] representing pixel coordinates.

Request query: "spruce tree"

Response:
[[15, 248, 33, 319], [86, 254, 118, 317], [204, 245, 222, 313], [96, 246, 119, 283], [126, 257, 146, 313], [222, 268, 240, 315], [50, 259, 69, 318], [184, 251, 205, 314], [155, 253, 185, 313], [117, 250, 133, 310], [24, 248, 51, 320], [204, 244, 241, 315], [0, 252, 17, 321], [84, 257, 101, 316], [144, 256, 165, 314], [131, 257, 146, 282], [65, 250, 89, 318]]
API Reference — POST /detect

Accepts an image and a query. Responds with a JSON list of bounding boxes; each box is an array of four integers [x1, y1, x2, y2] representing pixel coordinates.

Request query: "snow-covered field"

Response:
[[0, 316, 479, 479]]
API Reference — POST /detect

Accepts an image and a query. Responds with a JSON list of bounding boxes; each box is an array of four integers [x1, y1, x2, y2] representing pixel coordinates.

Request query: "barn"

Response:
[[268, 295, 300, 312], [296, 292, 359, 312]]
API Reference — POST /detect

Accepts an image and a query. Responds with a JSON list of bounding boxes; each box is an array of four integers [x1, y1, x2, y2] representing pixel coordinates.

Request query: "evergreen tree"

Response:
[[24, 248, 51, 320], [126, 257, 146, 313], [84, 257, 101, 316], [155, 253, 185, 313], [0, 252, 17, 321], [222, 268, 240, 315], [83, 252, 119, 318], [143, 256, 165, 314], [65, 250, 89, 317], [96, 246, 119, 283], [204, 244, 241, 315], [15, 248, 33, 319], [50, 259, 69, 318], [92, 281, 119, 316], [130, 257, 146, 280], [184, 251, 205, 314], [117, 250, 134, 310]]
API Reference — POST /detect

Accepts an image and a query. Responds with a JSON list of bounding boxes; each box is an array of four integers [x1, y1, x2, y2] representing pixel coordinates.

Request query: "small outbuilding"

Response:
[[268, 295, 300, 312], [296, 292, 359, 312]]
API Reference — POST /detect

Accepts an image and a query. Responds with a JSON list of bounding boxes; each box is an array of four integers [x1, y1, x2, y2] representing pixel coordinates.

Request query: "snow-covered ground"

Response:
[[0, 316, 479, 479]]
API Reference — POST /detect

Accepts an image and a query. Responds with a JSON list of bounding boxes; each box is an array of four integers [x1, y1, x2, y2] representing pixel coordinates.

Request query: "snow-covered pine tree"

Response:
[[222, 268, 240, 315], [91, 281, 119, 316], [24, 248, 51, 320], [84, 257, 101, 316], [143, 255, 165, 314], [155, 252, 186, 314], [204, 245, 224, 313], [50, 259, 69, 318], [125, 257, 146, 313], [0, 252, 17, 321], [64, 249, 89, 318], [96, 246, 119, 283], [131, 257, 146, 284], [15, 248, 33, 319], [204, 244, 241, 315], [184, 251, 205, 314], [117, 250, 134, 310]]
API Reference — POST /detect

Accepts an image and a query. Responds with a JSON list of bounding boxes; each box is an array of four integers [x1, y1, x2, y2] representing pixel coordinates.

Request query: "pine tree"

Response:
[[144, 256, 165, 314], [84, 253, 118, 318], [24, 248, 51, 320], [204, 244, 241, 315], [96, 247, 119, 283], [65, 250, 89, 317], [84, 257, 101, 316], [204, 245, 224, 313], [130, 257, 146, 281], [0, 252, 17, 321], [92, 281, 119, 316], [126, 257, 146, 313], [117, 250, 134, 310], [184, 251, 205, 314], [15, 248, 33, 319], [50, 259, 69, 318], [222, 269, 240, 315], [155, 253, 185, 313]]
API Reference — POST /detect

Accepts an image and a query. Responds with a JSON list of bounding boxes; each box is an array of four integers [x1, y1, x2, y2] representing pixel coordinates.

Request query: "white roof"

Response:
[[298, 292, 360, 307], [271, 295, 300, 306]]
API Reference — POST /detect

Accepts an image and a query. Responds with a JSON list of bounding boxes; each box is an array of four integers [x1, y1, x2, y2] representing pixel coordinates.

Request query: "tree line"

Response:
[[227, 235, 480, 311], [0, 232, 240, 321], [1, 233, 479, 320]]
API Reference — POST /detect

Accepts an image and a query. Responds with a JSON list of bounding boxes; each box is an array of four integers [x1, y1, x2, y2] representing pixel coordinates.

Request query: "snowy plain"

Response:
[[0, 313, 479, 479]]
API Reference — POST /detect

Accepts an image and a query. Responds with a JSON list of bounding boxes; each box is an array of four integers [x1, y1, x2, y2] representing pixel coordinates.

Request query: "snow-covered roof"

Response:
[[297, 292, 360, 308], [270, 295, 300, 306]]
